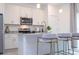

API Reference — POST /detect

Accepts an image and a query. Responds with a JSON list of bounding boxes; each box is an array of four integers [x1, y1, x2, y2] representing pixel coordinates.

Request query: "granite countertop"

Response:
[[18, 32, 46, 36], [5, 31, 45, 34], [5, 31, 19, 34]]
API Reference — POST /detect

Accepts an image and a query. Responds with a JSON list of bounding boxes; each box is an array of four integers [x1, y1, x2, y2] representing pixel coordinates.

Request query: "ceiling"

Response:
[[5, 3, 69, 10], [5, 3, 48, 9]]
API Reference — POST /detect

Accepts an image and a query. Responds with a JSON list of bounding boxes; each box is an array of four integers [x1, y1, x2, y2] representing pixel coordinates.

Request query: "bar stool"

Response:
[[72, 33, 79, 55], [58, 33, 72, 55], [37, 33, 58, 55]]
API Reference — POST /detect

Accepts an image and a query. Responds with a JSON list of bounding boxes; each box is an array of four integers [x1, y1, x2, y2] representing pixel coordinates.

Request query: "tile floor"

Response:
[[2, 48, 79, 55]]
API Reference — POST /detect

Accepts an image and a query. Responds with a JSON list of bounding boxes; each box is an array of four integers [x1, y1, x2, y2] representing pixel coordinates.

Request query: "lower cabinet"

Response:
[[4, 34, 18, 49]]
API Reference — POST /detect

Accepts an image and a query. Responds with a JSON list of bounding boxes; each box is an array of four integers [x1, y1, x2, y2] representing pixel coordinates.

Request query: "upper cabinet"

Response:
[[19, 6, 32, 18], [32, 9, 45, 25], [4, 4, 46, 25], [32, 9, 39, 25], [0, 4, 5, 13], [4, 5, 33, 24], [4, 5, 20, 24]]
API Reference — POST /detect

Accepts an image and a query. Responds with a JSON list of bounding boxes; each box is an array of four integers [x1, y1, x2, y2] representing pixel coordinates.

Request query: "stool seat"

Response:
[[38, 33, 57, 42], [72, 33, 79, 37], [72, 33, 79, 40], [58, 33, 72, 38], [42, 33, 58, 39]]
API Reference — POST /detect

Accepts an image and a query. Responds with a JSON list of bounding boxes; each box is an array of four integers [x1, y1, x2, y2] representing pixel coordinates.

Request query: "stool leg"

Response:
[[50, 40, 52, 55], [37, 39, 39, 55], [63, 40, 65, 55], [56, 40, 59, 55], [53, 41, 55, 55], [67, 38, 70, 55], [71, 39, 74, 55], [68, 40, 70, 55]]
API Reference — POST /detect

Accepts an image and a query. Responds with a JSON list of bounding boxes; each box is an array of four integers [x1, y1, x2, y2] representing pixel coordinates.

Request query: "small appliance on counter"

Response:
[[5, 26, 10, 33], [18, 25, 44, 33], [18, 25, 31, 33]]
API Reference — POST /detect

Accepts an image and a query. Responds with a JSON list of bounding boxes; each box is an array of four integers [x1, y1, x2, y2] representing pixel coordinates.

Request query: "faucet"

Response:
[[41, 21, 47, 32]]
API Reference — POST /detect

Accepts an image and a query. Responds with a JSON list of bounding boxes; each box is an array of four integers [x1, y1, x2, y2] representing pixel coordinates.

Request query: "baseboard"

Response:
[[5, 48, 18, 50]]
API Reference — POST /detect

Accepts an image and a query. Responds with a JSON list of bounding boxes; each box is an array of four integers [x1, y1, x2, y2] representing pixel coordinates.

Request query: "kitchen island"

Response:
[[18, 33, 68, 55], [18, 33, 51, 55]]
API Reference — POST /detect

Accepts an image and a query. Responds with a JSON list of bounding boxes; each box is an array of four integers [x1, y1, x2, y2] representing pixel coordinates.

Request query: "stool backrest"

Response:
[[72, 33, 79, 37]]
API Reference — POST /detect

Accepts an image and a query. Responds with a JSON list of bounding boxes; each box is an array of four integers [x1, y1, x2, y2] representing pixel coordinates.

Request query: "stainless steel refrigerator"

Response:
[[0, 14, 3, 54]]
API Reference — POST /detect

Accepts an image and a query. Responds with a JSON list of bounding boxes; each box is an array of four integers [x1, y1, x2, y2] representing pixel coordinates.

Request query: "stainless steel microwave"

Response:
[[20, 17, 33, 25]]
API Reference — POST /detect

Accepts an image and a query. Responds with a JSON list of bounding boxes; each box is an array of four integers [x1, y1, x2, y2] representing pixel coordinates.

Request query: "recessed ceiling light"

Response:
[[37, 4, 40, 8]]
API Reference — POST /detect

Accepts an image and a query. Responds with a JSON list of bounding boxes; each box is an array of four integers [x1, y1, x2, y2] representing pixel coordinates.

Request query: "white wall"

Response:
[[48, 4, 58, 16], [47, 4, 70, 33], [48, 4, 58, 33], [76, 4, 79, 33], [57, 4, 70, 33]]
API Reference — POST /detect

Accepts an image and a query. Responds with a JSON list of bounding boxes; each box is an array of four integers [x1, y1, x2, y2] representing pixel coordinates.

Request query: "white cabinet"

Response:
[[32, 9, 45, 25], [4, 5, 33, 24], [4, 5, 20, 24], [32, 9, 39, 25], [0, 4, 5, 13], [5, 34, 18, 49], [4, 4, 46, 25], [19, 6, 32, 18]]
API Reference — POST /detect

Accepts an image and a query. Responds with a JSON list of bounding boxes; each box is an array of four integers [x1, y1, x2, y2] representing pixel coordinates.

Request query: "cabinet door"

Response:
[[5, 35, 13, 49], [19, 6, 32, 18], [4, 5, 20, 24], [32, 9, 39, 25], [32, 9, 45, 25], [12, 34, 18, 48], [5, 34, 18, 49]]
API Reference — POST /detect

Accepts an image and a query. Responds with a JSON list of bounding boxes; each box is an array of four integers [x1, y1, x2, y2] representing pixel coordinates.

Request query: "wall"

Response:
[[57, 4, 70, 33], [48, 4, 58, 33], [47, 4, 71, 33]]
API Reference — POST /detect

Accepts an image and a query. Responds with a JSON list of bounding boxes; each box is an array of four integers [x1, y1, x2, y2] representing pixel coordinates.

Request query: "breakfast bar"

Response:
[[18, 33, 72, 55]]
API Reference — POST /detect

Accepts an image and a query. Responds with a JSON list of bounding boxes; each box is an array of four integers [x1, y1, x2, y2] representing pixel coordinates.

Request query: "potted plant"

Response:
[[47, 26, 52, 32]]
